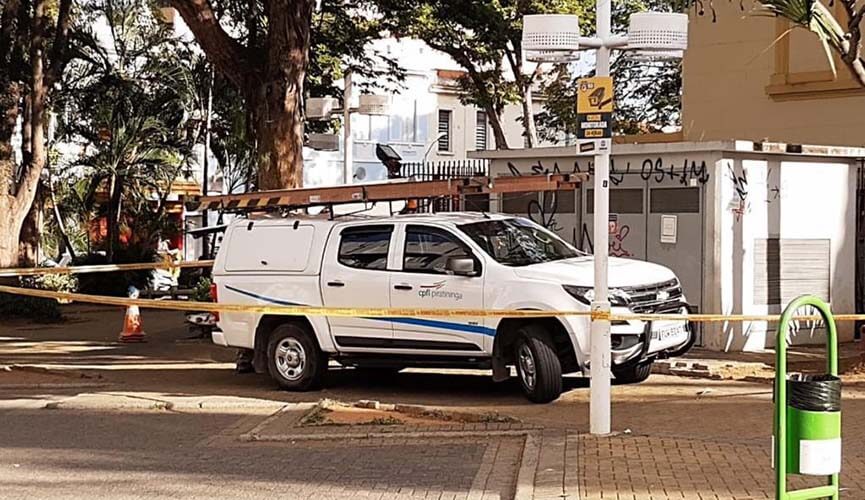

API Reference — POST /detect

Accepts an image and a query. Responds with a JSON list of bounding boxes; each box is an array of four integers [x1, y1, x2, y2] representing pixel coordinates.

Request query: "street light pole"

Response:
[[522, 8, 687, 437], [343, 70, 353, 185], [590, 0, 613, 436]]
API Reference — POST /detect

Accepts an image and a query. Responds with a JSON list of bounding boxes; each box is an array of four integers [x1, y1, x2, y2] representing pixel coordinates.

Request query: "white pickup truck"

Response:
[[211, 212, 693, 403]]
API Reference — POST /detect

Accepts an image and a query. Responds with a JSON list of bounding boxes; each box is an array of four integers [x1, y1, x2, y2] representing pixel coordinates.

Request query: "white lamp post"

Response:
[[306, 76, 391, 185], [523, 7, 688, 436]]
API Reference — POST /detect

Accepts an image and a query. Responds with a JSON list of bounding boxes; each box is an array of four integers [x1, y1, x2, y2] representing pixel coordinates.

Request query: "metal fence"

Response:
[[399, 159, 491, 213], [402, 159, 490, 181]]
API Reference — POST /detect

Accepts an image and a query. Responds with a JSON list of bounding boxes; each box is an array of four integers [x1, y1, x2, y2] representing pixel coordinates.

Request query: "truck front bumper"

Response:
[[610, 304, 695, 367]]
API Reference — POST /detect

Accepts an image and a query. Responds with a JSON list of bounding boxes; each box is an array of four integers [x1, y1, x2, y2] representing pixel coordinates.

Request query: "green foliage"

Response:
[[28, 273, 79, 295], [53, 0, 202, 257], [535, 0, 686, 141], [191, 276, 213, 303], [375, 0, 590, 145], [536, 58, 683, 139]]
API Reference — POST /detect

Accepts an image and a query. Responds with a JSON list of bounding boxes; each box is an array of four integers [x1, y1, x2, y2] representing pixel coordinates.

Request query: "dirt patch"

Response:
[[843, 353, 865, 382], [300, 400, 520, 427], [714, 364, 774, 381]]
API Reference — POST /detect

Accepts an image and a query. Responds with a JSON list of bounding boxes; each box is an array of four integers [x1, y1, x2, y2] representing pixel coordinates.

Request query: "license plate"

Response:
[[651, 323, 688, 342]]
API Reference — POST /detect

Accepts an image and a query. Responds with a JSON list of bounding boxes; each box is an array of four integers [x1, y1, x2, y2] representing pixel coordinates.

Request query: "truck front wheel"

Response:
[[514, 325, 563, 403], [612, 360, 653, 384], [266, 323, 326, 391]]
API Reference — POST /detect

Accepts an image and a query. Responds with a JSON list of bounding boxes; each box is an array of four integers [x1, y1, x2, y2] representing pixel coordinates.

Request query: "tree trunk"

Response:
[[507, 51, 540, 149], [486, 107, 510, 150], [17, 184, 41, 266], [521, 86, 539, 148], [0, 197, 20, 267], [252, 0, 312, 190], [169, 0, 314, 191], [106, 173, 124, 262], [250, 75, 305, 190], [47, 168, 75, 259], [0, 80, 19, 197]]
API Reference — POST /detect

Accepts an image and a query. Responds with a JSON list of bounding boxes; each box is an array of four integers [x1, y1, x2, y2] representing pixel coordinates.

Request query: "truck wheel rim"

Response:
[[275, 338, 306, 381], [518, 344, 536, 390]]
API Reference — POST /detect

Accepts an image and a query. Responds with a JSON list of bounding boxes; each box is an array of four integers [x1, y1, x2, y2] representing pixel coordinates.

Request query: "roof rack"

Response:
[[185, 174, 586, 213]]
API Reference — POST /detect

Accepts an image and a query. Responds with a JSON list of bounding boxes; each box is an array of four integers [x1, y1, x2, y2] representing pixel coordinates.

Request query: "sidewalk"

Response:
[[531, 430, 864, 500]]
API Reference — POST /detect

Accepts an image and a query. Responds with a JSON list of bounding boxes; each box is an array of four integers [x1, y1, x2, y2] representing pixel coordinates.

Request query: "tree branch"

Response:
[[168, 0, 253, 89], [0, 0, 21, 65], [45, 0, 72, 87]]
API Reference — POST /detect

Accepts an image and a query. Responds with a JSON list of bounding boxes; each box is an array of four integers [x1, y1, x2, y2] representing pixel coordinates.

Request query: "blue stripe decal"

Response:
[[382, 317, 496, 337], [223, 285, 496, 337], [224, 284, 302, 306]]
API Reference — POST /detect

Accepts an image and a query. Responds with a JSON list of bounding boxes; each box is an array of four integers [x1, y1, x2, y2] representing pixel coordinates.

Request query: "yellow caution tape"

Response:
[[0, 260, 215, 278], [0, 285, 591, 319], [0, 284, 860, 322]]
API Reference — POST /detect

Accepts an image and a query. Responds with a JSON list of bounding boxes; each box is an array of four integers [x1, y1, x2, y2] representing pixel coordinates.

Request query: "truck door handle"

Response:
[[327, 281, 345, 288], [394, 284, 413, 291]]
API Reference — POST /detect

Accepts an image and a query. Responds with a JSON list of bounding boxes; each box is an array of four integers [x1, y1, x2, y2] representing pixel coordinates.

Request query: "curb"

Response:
[[39, 392, 294, 412], [0, 382, 110, 390], [514, 431, 541, 500], [241, 428, 536, 442]]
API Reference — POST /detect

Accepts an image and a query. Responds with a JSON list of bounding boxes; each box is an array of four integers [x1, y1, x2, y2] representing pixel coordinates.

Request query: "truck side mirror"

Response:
[[447, 257, 477, 276]]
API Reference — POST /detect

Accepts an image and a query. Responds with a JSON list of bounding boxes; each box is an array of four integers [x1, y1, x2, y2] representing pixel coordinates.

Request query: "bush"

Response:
[[0, 276, 65, 322], [191, 276, 213, 303], [29, 272, 78, 294]]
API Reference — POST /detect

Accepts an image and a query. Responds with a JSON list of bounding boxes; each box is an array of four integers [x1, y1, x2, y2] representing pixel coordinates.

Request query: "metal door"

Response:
[[645, 187, 703, 310]]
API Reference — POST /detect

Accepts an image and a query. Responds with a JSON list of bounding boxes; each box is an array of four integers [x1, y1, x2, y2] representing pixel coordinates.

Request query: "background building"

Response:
[[682, 1, 865, 145], [303, 38, 547, 184]]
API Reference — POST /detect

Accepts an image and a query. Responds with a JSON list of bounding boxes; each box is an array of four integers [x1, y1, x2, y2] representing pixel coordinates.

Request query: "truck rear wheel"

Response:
[[514, 325, 563, 403], [266, 323, 326, 391], [612, 360, 653, 384]]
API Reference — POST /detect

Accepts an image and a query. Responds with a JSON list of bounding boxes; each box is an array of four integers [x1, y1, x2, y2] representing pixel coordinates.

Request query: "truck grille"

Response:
[[620, 279, 685, 314]]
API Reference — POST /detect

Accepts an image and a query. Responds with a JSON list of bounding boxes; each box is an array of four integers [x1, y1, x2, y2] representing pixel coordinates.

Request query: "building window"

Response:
[[476, 111, 488, 150], [437, 109, 452, 152]]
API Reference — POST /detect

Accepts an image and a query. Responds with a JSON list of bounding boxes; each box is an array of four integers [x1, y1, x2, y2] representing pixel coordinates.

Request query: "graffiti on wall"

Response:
[[609, 225, 634, 257], [527, 193, 561, 233], [580, 223, 635, 257], [726, 164, 783, 222], [507, 157, 712, 186]]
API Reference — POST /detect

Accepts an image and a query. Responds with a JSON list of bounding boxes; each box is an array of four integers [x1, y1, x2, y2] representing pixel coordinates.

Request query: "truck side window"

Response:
[[403, 226, 475, 275], [338, 226, 393, 271]]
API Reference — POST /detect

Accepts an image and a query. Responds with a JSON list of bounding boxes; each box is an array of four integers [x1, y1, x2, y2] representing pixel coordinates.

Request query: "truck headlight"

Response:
[[563, 285, 631, 307]]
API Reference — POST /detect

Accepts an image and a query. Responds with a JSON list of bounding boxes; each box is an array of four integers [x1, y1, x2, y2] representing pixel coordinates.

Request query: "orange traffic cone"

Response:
[[119, 304, 147, 343]]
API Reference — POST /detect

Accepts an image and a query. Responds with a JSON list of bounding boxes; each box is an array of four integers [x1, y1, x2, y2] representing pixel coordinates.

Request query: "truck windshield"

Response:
[[458, 218, 582, 267]]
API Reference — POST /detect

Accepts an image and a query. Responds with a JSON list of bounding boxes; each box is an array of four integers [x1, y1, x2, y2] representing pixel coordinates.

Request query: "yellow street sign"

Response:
[[577, 77, 613, 114]]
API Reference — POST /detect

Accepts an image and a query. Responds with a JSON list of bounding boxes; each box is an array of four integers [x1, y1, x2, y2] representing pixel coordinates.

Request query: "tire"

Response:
[[514, 325, 563, 403], [266, 323, 326, 391], [612, 360, 653, 384]]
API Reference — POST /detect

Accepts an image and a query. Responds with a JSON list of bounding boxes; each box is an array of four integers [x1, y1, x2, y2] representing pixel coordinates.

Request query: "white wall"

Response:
[[714, 158, 856, 351]]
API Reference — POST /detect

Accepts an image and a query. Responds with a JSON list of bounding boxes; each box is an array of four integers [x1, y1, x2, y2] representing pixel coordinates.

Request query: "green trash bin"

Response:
[[774, 295, 841, 500], [785, 374, 842, 475]]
